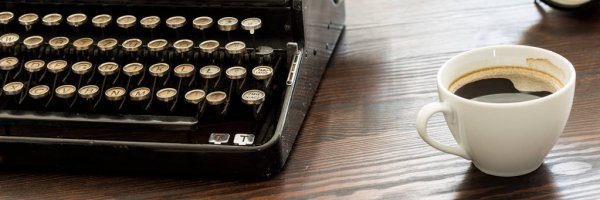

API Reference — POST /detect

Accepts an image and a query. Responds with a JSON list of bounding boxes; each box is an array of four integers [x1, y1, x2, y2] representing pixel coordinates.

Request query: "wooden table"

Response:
[[2, 0, 600, 199]]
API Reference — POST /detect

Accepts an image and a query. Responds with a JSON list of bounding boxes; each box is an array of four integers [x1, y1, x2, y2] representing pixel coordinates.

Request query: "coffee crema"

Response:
[[449, 66, 564, 103]]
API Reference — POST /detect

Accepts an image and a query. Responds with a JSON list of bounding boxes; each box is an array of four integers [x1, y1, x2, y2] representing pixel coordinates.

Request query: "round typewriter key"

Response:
[[42, 13, 62, 26], [129, 87, 151, 101], [147, 39, 168, 52], [73, 37, 94, 51], [174, 39, 193, 53], [66, 13, 87, 27], [174, 64, 195, 78], [140, 16, 160, 29], [241, 18, 262, 34], [225, 41, 246, 54], [226, 66, 246, 80], [117, 15, 137, 28], [149, 63, 170, 77], [47, 60, 68, 74], [71, 61, 93, 75], [123, 62, 144, 76], [252, 66, 273, 80], [78, 85, 99, 99], [28, 85, 50, 99], [0, 11, 14, 24], [0, 33, 19, 47], [256, 46, 274, 56], [23, 35, 44, 49], [55, 85, 77, 99], [166, 16, 186, 29], [24, 60, 45, 73], [91, 14, 112, 28], [105, 87, 126, 101], [3, 81, 24, 95], [49, 37, 69, 50], [199, 65, 221, 79], [122, 38, 142, 52], [193, 16, 213, 30], [156, 88, 177, 102], [217, 17, 238, 31], [18, 13, 39, 26], [241, 89, 265, 105], [97, 38, 118, 51], [184, 89, 206, 104], [0, 57, 18, 70], [98, 62, 119, 76], [199, 40, 220, 53], [206, 91, 227, 105]]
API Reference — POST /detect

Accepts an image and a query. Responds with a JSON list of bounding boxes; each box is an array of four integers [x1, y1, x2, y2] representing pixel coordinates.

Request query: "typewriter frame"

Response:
[[0, 0, 345, 178]]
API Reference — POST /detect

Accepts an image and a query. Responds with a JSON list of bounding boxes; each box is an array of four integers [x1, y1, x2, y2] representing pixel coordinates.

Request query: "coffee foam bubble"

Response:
[[449, 66, 564, 94]]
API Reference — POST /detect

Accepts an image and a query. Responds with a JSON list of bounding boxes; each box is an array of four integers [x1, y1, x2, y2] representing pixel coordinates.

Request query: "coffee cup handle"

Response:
[[416, 102, 471, 160]]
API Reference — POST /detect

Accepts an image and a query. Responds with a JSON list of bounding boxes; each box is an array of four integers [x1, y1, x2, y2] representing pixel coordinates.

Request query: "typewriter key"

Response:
[[98, 62, 119, 76], [166, 16, 186, 29], [252, 66, 273, 80], [174, 64, 195, 78], [156, 88, 177, 102], [208, 133, 230, 145], [217, 17, 238, 31], [28, 85, 50, 99], [117, 15, 137, 28], [129, 87, 151, 101], [123, 63, 144, 76], [105, 86, 126, 101], [49, 37, 69, 50], [147, 39, 168, 52], [47, 60, 68, 74], [0, 11, 14, 24], [233, 134, 255, 146], [23, 35, 44, 49], [73, 37, 94, 51], [0, 33, 19, 47], [0, 57, 18, 71], [185, 89, 205, 104], [24, 60, 45, 73], [18, 13, 39, 27], [71, 61, 93, 75], [122, 38, 142, 52], [174, 39, 193, 53], [193, 16, 213, 30], [149, 63, 170, 77], [55, 85, 76, 99], [199, 65, 221, 79], [225, 41, 246, 54], [97, 38, 118, 51], [3, 81, 24, 95], [66, 13, 87, 27], [78, 85, 99, 99], [206, 91, 226, 105], [92, 14, 112, 28], [42, 13, 62, 26], [241, 89, 265, 105], [226, 66, 246, 80], [140, 16, 160, 29], [241, 18, 262, 34], [199, 40, 220, 54]]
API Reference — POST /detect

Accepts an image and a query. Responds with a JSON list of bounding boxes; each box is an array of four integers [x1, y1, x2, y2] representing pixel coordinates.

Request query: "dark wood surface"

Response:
[[2, 0, 600, 199]]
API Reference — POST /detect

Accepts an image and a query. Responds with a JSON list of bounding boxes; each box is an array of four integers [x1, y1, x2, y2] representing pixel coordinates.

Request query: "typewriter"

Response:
[[0, 0, 345, 178]]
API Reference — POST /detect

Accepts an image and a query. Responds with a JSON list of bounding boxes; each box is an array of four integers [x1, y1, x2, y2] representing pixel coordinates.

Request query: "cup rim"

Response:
[[437, 45, 576, 107]]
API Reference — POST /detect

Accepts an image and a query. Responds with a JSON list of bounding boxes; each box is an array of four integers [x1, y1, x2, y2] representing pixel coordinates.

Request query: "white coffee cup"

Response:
[[416, 45, 576, 177]]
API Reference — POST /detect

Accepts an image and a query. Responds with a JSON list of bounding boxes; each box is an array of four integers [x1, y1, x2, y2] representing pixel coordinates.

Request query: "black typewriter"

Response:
[[0, 0, 345, 178]]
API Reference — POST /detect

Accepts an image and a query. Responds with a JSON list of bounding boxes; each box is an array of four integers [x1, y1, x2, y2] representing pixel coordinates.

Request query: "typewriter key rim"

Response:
[[217, 17, 239, 31], [255, 46, 274, 56], [28, 85, 50, 99], [226, 66, 247, 80], [156, 88, 177, 102], [123, 62, 144, 76], [116, 15, 137, 28], [149, 63, 170, 77], [98, 62, 119, 76], [206, 91, 227, 105], [129, 87, 151, 101], [241, 89, 266, 105], [73, 37, 94, 51], [140, 16, 160, 29], [3, 81, 24, 95], [0, 57, 18, 70], [0, 11, 14, 24], [0, 33, 19, 47], [97, 38, 118, 51], [199, 65, 221, 79], [42, 13, 63, 26], [71, 61, 93, 75], [165, 16, 186, 29], [199, 40, 220, 53], [184, 89, 206, 104], [18, 13, 39, 26], [193, 16, 213, 30], [147, 39, 168, 51], [225, 41, 246, 54], [174, 39, 194, 53], [24, 60, 45, 73], [252, 66, 274, 80], [105, 86, 127, 101], [49, 36, 70, 50], [47, 60, 68, 73], [23, 35, 44, 49], [122, 38, 142, 52], [241, 18, 262, 32], [78, 85, 99, 99], [66, 13, 87, 27], [174, 64, 195, 78], [91, 14, 112, 28], [55, 85, 77, 99]]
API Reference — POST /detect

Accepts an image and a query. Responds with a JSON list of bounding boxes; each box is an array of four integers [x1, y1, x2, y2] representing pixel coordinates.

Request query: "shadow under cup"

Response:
[[435, 45, 576, 177]]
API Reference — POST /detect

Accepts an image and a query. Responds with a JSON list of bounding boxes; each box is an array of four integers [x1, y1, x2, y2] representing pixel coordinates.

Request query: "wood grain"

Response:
[[2, 0, 600, 199]]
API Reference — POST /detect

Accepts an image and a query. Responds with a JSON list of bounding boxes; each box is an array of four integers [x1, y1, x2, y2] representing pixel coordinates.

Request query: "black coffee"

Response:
[[449, 66, 563, 103]]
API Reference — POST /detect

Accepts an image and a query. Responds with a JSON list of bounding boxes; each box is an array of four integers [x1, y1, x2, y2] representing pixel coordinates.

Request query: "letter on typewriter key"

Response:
[[49, 37, 69, 50], [233, 134, 255, 146], [28, 85, 50, 99], [66, 13, 87, 27], [252, 66, 273, 80], [129, 87, 150, 101], [140, 16, 160, 29], [78, 85, 99, 99], [3, 81, 24, 95], [174, 64, 195, 78], [0, 33, 19, 47], [241, 18, 262, 34], [123, 63, 144, 76], [47, 60, 68, 74], [200, 65, 221, 78], [71, 61, 93, 75], [98, 62, 119, 76], [105, 87, 126, 101], [91, 14, 112, 28], [23, 36, 44, 49], [0, 57, 18, 71], [217, 17, 238, 31], [193, 16, 213, 30], [156, 88, 177, 102], [147, 39, 168, 52], [241, 89, 265, 105], [24, 60, 45, 73], [117, 15, 137, 28], [208, 133, 230, 145], [73, 38, 94, 51], [0, 11, 14, 24], [97, 38, 118, 51], [184, 89, 205, 104], [42, 13, 62, 26], [55, 85, 76, 99], [122, 38, 142, 52], [149, 63, 169, 77], [199, 40, 220, 54], [166, 16, 186, 29]]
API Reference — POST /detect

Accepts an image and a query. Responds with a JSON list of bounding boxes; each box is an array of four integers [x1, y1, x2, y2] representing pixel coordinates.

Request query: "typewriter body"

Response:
[[0, 0, 344, 178]]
